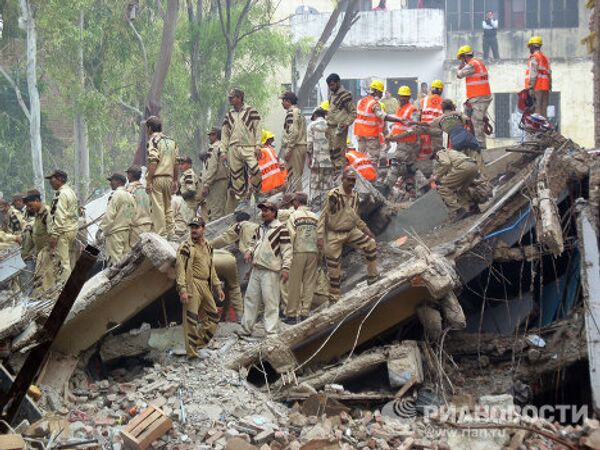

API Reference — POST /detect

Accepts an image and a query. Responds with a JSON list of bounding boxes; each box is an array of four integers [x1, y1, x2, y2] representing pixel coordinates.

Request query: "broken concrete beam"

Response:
[[99, 323, 152, 362], [387, 341, 423, 389]]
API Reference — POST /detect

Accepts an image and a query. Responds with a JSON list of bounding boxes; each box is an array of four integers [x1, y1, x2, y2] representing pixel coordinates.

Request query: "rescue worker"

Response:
[[126, 165, 153, 246], [456, 45, 492, 149], [178, 156, 200, 215], [0, 230, 21, 250], [209, 211, 258, 255], [11, 195, 27, 218], [175, 217, 225, 359], [258, 130, 287, 196], [221, 88, 262, 202], [416, 79, 445, 178], [145, 115, 179, 238], [46, 169, 78, 281], [22, 190, 55, 296], [241, 201, 292, 336], [308, 103, 335, 210], [285, 192, 318, 323], [214, 248, 244, 321], [344, 148, 377, 182], [171, 194, 193, 240], [202, 127, 232, 221], [98, 173, 135, 266], [280, 91, 307, 192], [0, 197, 25, 235], [354, 80, 401, 169], [384, 85, 421, 194], [325, 73, 357, 170], [317, 168, 378, 301], [525, 36, 551, 118]]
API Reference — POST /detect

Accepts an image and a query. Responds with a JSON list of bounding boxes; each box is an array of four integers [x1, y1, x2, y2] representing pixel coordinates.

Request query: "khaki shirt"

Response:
[[127, 181, 152, 227], [307, 117, 331, 169], [100, 187, 135, 235], [32, 204, 51, 252], [287, 206, 318, 254], [209, 220, 258, 254], [434, 149, 474, 179], [146, 132, 179, 177], [282, 106, 307, 148], [327, 87, 357, 129], [179, 168, 199, 201], [249, 219, 292, 272], [221, 105, 262, 149], [1, 206, 26, 234], [429, 112, 470, 134], [171, 195, 192, 238], [48, 184, 78, 236], [0, 230, 18, 250], [175, 238, 220, 295], [317, 186, 368, 238], [204, 141, 229, 186]]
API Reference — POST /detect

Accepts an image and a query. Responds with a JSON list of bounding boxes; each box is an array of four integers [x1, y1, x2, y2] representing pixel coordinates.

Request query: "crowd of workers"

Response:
[[0, 37, 552, 358]]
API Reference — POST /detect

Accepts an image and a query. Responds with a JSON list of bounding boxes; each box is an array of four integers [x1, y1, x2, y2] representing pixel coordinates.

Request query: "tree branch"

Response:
[[237, 13, 292, 42], [127, 17, 150, 84], [216, 0, 231, 48], [156, 0, 166, 19], [232, 0, 253, 44], [117, 98, 143, 118], [0, 64, 31, 121]]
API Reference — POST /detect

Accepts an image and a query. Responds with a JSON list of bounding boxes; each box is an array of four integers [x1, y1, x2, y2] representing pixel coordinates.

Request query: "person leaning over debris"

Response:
[[0, 230, 21, 250], [209, 211, 258, 255], [241, 201, 292, 336], [0, 197, 25, 235], [317, 168, 378, 301], [203, 127, 232, 221], [213, 248, 244, 321], [145, 115, 179, 238], [284, 192, 319, 324], [178, 155, 200, 216], [280, 91, 307, 192], [175, 217, 225, 359], [307, 103, 335, 210], [46, 169, 79, 281], [126, 165, 153, 246], [326, 73, 357, 170], [98, 173, 135, 266]]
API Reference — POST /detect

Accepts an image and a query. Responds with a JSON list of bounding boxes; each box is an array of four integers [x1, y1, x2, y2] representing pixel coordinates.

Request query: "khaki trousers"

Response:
[[229, 145, 261, 199], [242, 267, 281, 335], [286, 252, 318, 317], [183, 279, 219, 358], [150, 176, 174, 237], [358, 136, 383, 167], [31, 247, 58, 297], [286, 144, 307, 192], [105, 230, 131, 266], [469, 96, 492, 149], [55, 230, 77, 281], [214, 251, 243, 319], [326, 126, 348, 170], [437, 162, 479, 212], [206, 179, 229, 221], [384, 141, 420, 188], [130, 224, 152, 247], [324, 228, 377, 300], [534, 90, 549, 117]]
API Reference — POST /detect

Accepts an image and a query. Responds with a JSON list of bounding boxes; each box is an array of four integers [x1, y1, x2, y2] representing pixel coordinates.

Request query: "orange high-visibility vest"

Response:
[[391, 103, 418, 143], [465, 57, 491, 98], [354, 95, 384, 137], [259, 146, 286, 193], [419, 95, 443, 123], [525, 50, 551, 91], [417, 135, 433, 160], [345, 150, 377, 181]]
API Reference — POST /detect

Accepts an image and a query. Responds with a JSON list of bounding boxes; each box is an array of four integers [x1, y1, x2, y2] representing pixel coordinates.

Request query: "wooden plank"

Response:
[[120, 406, 172, 450]]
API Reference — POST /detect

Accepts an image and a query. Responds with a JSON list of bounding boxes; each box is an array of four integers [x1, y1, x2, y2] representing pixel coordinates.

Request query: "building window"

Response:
[[494, 92, 560, 138]]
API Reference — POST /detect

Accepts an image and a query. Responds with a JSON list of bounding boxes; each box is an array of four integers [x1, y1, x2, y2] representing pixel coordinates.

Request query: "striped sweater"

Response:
[[249, 219, 292, 272]]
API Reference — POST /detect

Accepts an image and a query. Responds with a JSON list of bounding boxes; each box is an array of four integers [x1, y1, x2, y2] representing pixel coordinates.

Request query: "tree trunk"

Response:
[[75, 9, 90, 201], [134, 0, 180, 165], [187, 0, 206, 157], [19, 0, 44, 198]]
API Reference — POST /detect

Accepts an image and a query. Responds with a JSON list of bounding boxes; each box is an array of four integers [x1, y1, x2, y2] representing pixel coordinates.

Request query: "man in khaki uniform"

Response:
[[241, 202, 292, 336], [280, 91, 307, 192], [46, 169, 78, 281], [0, 198, 25, 235], [22, 190, 56, 296], [145, 115, 179, 237], [308, 105, 335, 210], [209, 211, 257, 255], [203, 127, 233, 220], [126, 165, 153, 246], [99, 173, 135, 266], [214, 248, 243, 321], [178, 156, 200, 215], [317, 169, 378, 300], [171, 194, 193, 240], [326, 73, 357, 169], [175, 217, 225, 359], [285, 192, 318, 323], [221, 88, 262, 201]]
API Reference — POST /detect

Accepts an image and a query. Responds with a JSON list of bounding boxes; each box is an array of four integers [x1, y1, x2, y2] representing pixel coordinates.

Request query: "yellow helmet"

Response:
[[456, 45, 473, 59], [397, 85, 412, 97], [431, 79, 444, 90], [320, 100, 330, 111], [528, 36, 543, 46], [369, 79, 385, 93], [261, 130, 274, 145]]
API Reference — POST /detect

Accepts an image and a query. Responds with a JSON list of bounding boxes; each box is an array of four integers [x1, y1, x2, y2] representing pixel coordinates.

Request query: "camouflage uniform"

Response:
[[48, 184, 78, 281], [282, 106, 307, 192], [307, 117, 335, 210], [0, 231, 18, 250], [203, 140, 234, 220], [127, 181, 153, 246], [327, 87, 357, 169], [171, 195, 193, 240], [146, 132, 179, 237], [99, 186, 135, 266], [434, 149, 480, 213], [1, 205, 26, 235], [179, 167, 200, 215]]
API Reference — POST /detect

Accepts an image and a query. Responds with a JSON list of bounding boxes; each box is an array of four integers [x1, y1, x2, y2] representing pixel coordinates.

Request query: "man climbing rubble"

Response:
[[326, 73, 357, 170], [126, 165, 153, 246], [280, 91, 307, 192], [175, 217, 225, 359], [317, 168, 378, 301]]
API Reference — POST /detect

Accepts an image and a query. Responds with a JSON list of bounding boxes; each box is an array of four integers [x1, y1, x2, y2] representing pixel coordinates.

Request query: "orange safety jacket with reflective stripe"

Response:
[[345, 150, 377, 181], [354, 95, 384, 137], [391, 103, 418, 143], [525, 50, 551, 91], [419, 95, 443, 123], [465, 57, 491, 98], [259, 146, 287, 193], [417, 135, 433, 160]]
